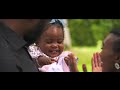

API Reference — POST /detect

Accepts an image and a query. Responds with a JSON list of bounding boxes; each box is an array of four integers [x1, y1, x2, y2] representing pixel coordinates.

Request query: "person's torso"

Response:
[[0, 23, 39, 72]]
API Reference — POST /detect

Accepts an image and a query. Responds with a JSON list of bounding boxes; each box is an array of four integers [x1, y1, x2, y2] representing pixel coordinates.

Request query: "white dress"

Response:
[[28, 44, 78, 72]]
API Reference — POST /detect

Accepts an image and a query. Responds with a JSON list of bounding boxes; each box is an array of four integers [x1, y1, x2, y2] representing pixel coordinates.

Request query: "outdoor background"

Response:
[[64, 19, 120, 72]]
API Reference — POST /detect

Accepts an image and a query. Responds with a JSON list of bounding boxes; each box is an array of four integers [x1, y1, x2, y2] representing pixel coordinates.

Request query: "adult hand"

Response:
[[82, 52, 102, 72], [92, 52, 102, 72], [82, 64, 87, 72]]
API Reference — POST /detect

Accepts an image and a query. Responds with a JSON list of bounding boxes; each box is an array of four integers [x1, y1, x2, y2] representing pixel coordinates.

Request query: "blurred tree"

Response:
[[68, 19, 120, 46], [63, 19, 72, 49]]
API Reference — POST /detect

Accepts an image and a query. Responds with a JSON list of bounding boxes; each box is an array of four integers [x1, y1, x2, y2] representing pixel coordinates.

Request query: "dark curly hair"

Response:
[[110, 28, 120, 53]]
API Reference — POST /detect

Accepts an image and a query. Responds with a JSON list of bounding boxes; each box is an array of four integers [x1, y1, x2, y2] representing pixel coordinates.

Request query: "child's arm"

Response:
[[37, 56, 57, 67], [64, 53, 79, 72], [37, 56, 52, 67]]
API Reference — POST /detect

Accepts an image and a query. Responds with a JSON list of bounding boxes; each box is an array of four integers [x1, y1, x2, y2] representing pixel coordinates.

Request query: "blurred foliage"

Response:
[[68, 19, 120, 46]]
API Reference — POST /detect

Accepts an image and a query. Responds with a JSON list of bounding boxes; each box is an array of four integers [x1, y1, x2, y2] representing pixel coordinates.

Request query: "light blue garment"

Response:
[[49, 19, 65, 27]]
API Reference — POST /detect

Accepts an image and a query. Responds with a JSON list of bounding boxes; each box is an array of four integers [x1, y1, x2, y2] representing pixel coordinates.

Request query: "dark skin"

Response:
[[35, 25, 64, 67], [37, 56, 56, 67], [36, 24, 79, 72], [1, 19, 53, 65], [1, 19, 51, 46], [0, 19, 53, 72], [64, 53, 79, 72], [83, 33, 120, 72], [91, 52, 102, 72], [37, 25, 64, 58], [100, 33, 120, 72], [1, 19, 42, 36]]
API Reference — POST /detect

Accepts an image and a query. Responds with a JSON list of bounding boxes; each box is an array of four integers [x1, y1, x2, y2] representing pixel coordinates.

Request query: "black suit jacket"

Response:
[[0, 23, 39, 72]]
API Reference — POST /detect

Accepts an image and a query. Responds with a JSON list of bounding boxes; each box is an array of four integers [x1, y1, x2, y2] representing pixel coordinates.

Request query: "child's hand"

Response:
[[92, 52, 102, 72], [64, 53, 79, 72], [37, 56, 52, 67]]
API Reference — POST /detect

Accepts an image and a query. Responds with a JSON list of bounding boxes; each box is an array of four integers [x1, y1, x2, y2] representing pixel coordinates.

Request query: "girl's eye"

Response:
[[46, 41, 52, 44], [58, 40, 63, 44]]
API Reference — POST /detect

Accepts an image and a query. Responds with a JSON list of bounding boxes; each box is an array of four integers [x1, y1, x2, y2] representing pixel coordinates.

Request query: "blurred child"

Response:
[[28, 19, 79, 72]]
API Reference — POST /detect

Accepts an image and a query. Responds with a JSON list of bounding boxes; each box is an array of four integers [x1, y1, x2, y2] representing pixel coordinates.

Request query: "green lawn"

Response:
[[68, 41, 102, 72]]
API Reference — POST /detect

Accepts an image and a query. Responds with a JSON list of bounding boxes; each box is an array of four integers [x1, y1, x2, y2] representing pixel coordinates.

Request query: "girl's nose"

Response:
[[51, 43, 58, 48]]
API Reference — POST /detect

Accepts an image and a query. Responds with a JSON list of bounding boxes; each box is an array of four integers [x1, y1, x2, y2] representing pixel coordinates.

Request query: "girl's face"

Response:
[[37, 25, 64, 58]]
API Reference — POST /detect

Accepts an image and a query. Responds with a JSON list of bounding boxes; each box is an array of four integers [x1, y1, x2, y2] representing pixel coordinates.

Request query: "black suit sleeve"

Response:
[[0, 38, 19, 72]]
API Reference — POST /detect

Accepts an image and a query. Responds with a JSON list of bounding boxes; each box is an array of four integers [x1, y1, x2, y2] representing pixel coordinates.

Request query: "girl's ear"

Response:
[[115, 56, 119, 60], [115, 54, 120, 63], [114, 54, 120, 71]]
